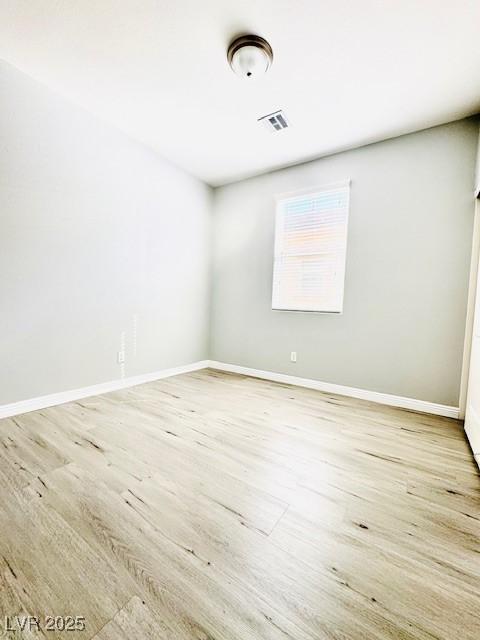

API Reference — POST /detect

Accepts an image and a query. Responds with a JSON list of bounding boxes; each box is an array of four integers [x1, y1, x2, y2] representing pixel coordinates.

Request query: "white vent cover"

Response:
[[258, 110, 289, 132]]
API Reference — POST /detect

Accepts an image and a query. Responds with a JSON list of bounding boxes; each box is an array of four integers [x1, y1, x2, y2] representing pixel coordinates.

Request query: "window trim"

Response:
[[271, 179, 351, 315]]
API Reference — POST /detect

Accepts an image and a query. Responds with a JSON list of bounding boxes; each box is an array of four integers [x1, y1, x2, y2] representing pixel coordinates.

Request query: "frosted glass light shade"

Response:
[[231, 45, 270, 78]]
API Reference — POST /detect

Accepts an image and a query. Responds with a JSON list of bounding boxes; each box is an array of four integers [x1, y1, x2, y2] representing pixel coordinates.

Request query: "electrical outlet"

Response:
[[117, 351, 125, 364], [290, 351, 297, 363]]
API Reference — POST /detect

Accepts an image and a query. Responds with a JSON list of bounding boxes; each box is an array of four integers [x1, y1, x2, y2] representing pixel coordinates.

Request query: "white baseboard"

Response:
[[0, 358, 460, 421], [0, 360, 209, 420], [208, 361, 460, 419]]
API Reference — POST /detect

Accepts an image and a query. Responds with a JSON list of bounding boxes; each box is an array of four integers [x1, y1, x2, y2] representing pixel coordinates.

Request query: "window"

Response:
[[272, 181, 350, 313]]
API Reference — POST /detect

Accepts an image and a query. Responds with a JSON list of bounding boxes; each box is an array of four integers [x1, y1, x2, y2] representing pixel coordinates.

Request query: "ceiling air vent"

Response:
[[258, 110, 289, 132]]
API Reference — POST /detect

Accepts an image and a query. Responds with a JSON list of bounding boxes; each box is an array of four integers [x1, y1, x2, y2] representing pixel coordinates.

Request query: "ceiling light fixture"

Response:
[[227, 35, 273, 79]]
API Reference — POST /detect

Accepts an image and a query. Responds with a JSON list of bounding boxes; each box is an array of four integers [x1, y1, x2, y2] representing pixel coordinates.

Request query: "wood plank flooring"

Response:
[[0, 368, 479, 639]]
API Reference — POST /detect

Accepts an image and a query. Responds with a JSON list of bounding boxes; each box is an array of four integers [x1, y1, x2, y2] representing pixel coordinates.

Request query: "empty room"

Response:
[[1, 2, 480, 638]]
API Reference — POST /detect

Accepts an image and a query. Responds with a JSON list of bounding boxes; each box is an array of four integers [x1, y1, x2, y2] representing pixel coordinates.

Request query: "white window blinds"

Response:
[[272, 181, 350, 313]]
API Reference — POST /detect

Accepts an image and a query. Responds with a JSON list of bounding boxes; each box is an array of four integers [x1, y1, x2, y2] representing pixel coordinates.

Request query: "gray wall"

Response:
[[211, 120, 478, 406], [0, 62, 212, 404]]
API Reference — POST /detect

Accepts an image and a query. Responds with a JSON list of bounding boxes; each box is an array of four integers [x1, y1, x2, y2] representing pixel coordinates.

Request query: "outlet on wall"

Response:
[[290, 351, 297, 363], [117, 351, 125, 364]]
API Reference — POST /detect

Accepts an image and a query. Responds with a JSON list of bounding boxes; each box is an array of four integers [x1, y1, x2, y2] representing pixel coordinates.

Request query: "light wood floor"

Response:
[[0, 369, 479, 639]]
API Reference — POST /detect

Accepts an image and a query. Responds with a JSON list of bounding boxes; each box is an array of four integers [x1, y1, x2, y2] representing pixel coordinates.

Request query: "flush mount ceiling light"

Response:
[[227, 35, 273, 79]]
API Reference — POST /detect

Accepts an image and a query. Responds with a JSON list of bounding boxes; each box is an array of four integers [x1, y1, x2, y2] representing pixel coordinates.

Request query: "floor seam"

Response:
[[268, 503, 290, 536]]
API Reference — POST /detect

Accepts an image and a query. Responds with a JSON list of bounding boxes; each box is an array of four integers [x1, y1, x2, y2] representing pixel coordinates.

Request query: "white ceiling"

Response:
[[1, 1, 479, 186]]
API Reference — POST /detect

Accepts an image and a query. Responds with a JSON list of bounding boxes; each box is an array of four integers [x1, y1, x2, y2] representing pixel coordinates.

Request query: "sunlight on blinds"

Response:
[[272, 181, 350, 312]]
